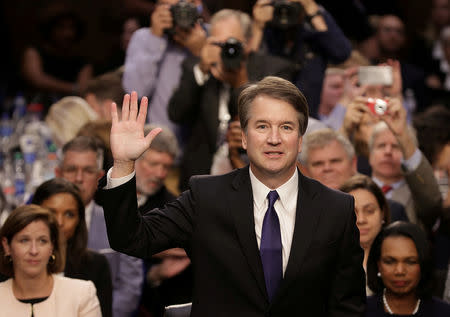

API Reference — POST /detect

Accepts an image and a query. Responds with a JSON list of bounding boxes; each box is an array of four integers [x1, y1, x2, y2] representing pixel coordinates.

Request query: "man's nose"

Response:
[[267, 128, 281, 144], [383, 144, 394, 154], [75, 168, 84, 182], [323, 161, 333, 171], [155, 166, 168, 180]]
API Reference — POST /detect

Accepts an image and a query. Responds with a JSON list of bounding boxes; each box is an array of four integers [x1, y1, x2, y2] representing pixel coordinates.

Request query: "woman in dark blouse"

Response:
[[366, 221, 450, 316]]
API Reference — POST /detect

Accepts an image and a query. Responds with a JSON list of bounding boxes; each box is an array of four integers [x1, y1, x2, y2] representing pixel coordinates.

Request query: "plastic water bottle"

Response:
[[19, 134, 40, 181], [13, 152, 26, 206], [403, 89, 416, 123], [12, 92, 27, 138], [0, 113, 14, 163], [12, 92, 27, 123], [43, 143, 59, 181], [1, 157, 16, 208]]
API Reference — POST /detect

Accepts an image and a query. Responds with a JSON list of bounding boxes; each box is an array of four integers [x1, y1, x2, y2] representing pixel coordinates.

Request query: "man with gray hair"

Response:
[[135, 124, 179, 200], [56, 136, 144, 317], [300, 128, 357, 190], [300, 128, 408, 222], [133, 124, 191, 316], [368, 98, 442, 229], [168, 8, 295, 191]]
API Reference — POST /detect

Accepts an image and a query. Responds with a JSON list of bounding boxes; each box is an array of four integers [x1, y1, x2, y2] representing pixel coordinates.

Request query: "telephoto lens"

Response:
[[271, 1, 303, 29], [170, 0, 199, 29], [220, 38, 244, 71]]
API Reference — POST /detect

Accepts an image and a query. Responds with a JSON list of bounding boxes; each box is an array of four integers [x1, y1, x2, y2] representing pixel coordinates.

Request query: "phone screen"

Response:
[[358, 66, 393, 86]]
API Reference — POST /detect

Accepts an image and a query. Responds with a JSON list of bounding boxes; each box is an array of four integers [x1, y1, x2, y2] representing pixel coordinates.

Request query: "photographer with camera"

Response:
[[250, 0, 352, 119], [122, 0, 207, 152], [168, 9, 295, 191]]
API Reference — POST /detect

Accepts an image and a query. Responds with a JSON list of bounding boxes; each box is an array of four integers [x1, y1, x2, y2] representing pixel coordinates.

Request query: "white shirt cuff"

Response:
[[193, 63, 210, 86], [105, 168, 136, 189], [401, 148, 422, 172]]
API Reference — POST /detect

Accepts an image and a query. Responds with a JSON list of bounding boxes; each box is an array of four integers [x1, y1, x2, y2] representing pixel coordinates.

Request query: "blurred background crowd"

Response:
[[0, 0, 449, 316]]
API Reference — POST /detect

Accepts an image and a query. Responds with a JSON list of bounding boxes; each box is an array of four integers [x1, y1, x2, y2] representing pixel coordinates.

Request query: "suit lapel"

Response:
[[230, 167, 268, 299], [273, 173, 322, 301], [202, 79, 221, 150]]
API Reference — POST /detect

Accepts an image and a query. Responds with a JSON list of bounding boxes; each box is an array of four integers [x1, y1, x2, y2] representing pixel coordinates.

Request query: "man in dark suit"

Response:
[[100, 76, 366, 316], [168, 9, 296, 191]]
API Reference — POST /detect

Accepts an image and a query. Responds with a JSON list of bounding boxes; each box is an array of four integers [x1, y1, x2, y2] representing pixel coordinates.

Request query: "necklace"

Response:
[[383, 288, 421, 315]]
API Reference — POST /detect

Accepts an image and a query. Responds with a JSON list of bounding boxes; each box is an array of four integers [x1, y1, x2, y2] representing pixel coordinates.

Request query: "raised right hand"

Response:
[[110, 92, 161, 177]]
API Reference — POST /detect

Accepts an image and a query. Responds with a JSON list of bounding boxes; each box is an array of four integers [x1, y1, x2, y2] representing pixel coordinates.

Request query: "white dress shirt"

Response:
[[249, 167, 298, 275], [106, 166, 299, 275]]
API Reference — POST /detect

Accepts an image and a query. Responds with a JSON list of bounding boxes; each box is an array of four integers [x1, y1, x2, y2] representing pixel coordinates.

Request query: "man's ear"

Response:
[[54, 166, 62, 177], [241, 129, 247, 149], [351, 155, 357, 174]]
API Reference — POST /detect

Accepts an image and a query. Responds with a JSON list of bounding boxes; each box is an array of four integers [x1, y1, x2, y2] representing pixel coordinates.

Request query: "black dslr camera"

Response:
[[270, 1, 303, 29], [165, 0, 199, 35], [214, 38, 245, 71]]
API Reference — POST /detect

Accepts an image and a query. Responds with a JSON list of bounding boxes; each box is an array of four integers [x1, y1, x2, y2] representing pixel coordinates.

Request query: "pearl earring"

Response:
[[377, 272, 381, 277]]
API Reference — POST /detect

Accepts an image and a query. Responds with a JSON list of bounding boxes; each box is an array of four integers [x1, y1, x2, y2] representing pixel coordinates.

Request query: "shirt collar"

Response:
[[249, 167, 299, 210], [372, 176, 405, 190], [84, 200, 95, 230]]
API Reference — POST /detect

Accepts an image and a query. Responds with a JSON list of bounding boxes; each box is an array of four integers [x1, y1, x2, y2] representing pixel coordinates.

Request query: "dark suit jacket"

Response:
[[168, 52, 296, 191], [99, 167, 366, 316], [138, 187, 193, 317], [65, 249, 113, 317]]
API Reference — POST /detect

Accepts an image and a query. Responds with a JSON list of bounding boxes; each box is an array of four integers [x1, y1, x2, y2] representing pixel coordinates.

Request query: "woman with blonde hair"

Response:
[[45, 96, 98, 147]]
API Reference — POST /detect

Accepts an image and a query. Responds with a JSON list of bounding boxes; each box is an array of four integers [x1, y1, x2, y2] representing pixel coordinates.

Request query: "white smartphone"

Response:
[[358, 66, 393, 86]]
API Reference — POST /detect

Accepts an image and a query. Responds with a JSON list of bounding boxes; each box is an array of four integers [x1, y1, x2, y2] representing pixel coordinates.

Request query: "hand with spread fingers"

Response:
[[110, 91, 162, 177]]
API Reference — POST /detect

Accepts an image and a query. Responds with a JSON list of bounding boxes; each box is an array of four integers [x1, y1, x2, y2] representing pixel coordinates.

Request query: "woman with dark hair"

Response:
[[366, 221, 450, 316], [31, 178, 112, 317], [0, 205, 101, 316], [340, 174, 391, 269]]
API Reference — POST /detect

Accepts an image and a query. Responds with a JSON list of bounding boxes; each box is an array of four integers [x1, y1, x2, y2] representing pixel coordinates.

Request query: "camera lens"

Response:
[[374, 99, 388, 115], [220, 38, 244, 70]]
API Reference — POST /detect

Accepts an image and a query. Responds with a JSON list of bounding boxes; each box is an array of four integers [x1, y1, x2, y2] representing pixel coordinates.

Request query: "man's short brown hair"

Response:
[[238, 76, 309, 135]]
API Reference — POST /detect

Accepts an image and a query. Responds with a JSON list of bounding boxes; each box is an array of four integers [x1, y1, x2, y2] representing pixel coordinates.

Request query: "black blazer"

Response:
[[65, 249, 113, 317], [99, 167, 366, 316]]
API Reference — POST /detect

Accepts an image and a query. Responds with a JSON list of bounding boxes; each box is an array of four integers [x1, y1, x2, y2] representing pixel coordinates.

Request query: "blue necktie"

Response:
[[260, 190, 282, 301]]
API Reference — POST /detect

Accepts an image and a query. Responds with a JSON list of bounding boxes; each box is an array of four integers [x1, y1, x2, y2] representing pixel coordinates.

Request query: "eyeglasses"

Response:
[[61, 166, 99, 177]]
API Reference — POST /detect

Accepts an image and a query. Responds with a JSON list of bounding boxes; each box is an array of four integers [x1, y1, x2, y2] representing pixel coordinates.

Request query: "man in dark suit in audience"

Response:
[[100, 76, 366, 316], [134, 125, 193, 317]]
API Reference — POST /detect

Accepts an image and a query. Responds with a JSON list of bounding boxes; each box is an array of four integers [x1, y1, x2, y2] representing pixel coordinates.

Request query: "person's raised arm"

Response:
[[110, 91, 161, 178]]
